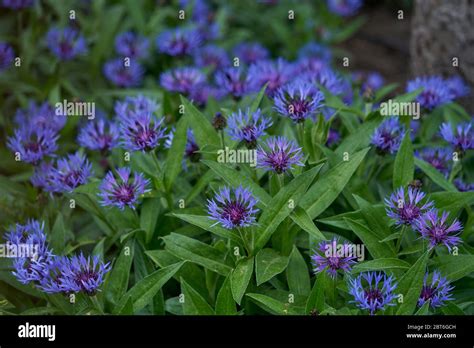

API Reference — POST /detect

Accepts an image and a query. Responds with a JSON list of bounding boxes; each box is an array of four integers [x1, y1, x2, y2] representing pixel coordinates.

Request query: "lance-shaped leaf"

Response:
[[215, 276, 237, 315], [286, 246, 311, 296], [164, 116, 188, 191], [105, 239, 135, 306], [415, 158, 457, 192], [393, 133, 414, 189], [246, 293, 303, 315], [172, 213, 240, 243], [230, 257, 254, 305], [255, 249, 289, 285], [181, 278, 215, 315]]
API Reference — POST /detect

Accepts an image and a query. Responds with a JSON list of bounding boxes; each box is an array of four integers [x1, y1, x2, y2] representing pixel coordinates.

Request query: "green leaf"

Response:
[[335, 122, 378, 156], [415, 158, 457, 192], [162, 233, 233, 276], [255, 249, 289, 285], [50, 213, 66, 255], [301, 147, 369, 219], [181, 278, 214, 315], [140, 198, 161, 243], [172, 213, 239, 243], [352, 258, 410, 273], [249, 84, 267, 113], [230, 257, 254, 305], [393, 133, 414, 189], [436, 255, 474, 282], [164, 116, 188, 190], [105, 239, 135, 307], [246, 293, 302, 315], [415, 301, 430, 315], [290, 206, 326, 242], [125, 0, 146, 33], [255, 165, 322, 250], [396, 251, 430, 315], [430, 191, 474, 214], [114, 261, 184, 314], [305, 272, 328, 314], [441, 302, 464, 315], [286, 246, 311, 296], [215, 276, 237, 315]]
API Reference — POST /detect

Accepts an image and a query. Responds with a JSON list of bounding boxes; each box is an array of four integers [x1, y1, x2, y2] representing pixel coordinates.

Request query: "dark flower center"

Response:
[[364, 288, 383, 305], [62, 170, 82, 188], [420, 285, 435, 302], [269, 151, 289, 174], [222, 201, 248, 225], [114, 184, 135, 204], [399, 203, 421, 224], [288, 99, 310, 120], [59, 40, 73, 57]]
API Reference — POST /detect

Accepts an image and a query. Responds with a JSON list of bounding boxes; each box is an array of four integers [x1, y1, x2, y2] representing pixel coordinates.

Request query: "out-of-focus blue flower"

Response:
[[194, 44, 230, 69], [311, 238, 357, 278], [7, 125, 59, 164], [0, 42, 14, 70], [48, 152, 93, 193], [156, 27, 202, 56], [103, 58, 144, 87], [207, 185, 259, 229], [248, 58, 293, 97], [326, 128, 341, 146], [454, 178, 474, 192], [46, 26, 87, 61], [2, 0, 33, 10], [119, 110, 166, 152], [31, 161, 55, 190], [14, 101, 66, 132], [232, 42, 269, 65], [184, 129, 200, 162], [297, 42, 332, 62], [415, 147, 452, 177], [274, 80, 325, 123], [414, 209, 462, 252], [78, 119, 120, 153], [189, 83, 224, 106], [227, 108, 272, 148], [257, 136, 304, 174], [294, 57, 329, 78], [406, 76, 452, 110], [98, 167, 150, 210], [349, 271, 397, 315], [115, 31, 149, 59], [114, 95, 159, 121], [160, 67, 206, 94], [445, 75, 470, 99], [418, 271, 454, 309], [353, 71, 384, 94], [215, 67, 256, 98], [440, 122, 474, 153], [385, 187, 434, 228], [371, 118, 406, 154], [327, 0, 363, 17]]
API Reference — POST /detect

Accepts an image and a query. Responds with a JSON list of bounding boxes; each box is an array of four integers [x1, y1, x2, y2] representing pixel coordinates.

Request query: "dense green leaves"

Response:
[[393, 133, 414, 189], [181, 278, 214, 315], [230, 257, 254, 305], [255, 249, 289, 285]]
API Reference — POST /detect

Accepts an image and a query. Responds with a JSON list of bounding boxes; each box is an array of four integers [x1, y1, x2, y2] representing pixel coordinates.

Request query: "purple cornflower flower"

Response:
[[445, 75, 470, 99], [35, 256, 67, 293], [385, 187, 434, 228], [0, 42, 14, 70], [115, 31, 149, 59], [274, 80, 325, 123], [227, 108, 272, 148], [327, 0, 363, 17], [415, 147, 452, 177], [294, 57, 329, 78], [232, 42, 269, 65], [114, 95, 158, 121], [14, 101, 66, 132], [119, 111, 166, 152], [418, 271, 454, 309], [189, 83, 224, 106], [160, 67, 206, 95], [46, 26, 87, 61], [311, 238, 357, 278], [215, 67, 256, 98], [257, 136, 304, 174], [349, 271, 397, 315], [454, 178, 474, 192], [7, 125, 59, 164], [326, 128, 341, 146], [156, 27, 202, 56], [184, 129, 201, 162], [48, 152, 93, 193], [78, 119, 120, 153], [297, 42, 332, 62], [179, 0, 211, 22], [1, 0, 33, 9], [207, 185, 259, 229], [440, 122, 474, 153], [313, 67, 348, 96], [406, 76, 452, 110], [30, 161, 55, 190], [98, 167, 150, 210], [248, 58, 293, 97], [371, 118, 406, 154], [194, 44, 230, 69], [414, 209, 462, 252], [353, 71, 384, 95], [103, 58, 144, 87]]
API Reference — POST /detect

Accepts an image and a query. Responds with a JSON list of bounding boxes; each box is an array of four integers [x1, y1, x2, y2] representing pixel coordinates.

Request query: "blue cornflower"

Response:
[[248, 58, 293, 97], [114, 95, 159, 121], [207, 185, 259, 229], [48, 152, 93, 193], [46, 26, 87, 61], [30, 161, 55, 190], [454, 178, 474, 192], [14, 101, 66, 132], [115, 31, 149, 59], [445, 75, 470, 99], [349, 271, 397, 315], [327, 0, 363, 17], [353, 71, 384, 95], [227, 108, 272, 148], [184, 129, 201, 162], [78, 119, 120, 153], [311, 238, 357, 279], [297, 42, 332, 62], [385, 187, 434, 228], [418, 271, 454, 309], [294, 57, 329, 78], [232, 42, 269, 65], [313, 67, 349, 96], [179, 0, 211, 22], [160, 67, 206, 94], [257, 136, 304, 174], [440, 122, 474, 153], [156, 27, 202, 56], [406, 76, 452, 110], [103, 58, 144, 87], [215, 67, 256, 98], [371, 118, 406, 154], [98, 167, 150, 210], [415, 147, 452, 177], [189, 83, 224, 106], [0, 42, 14, 70], [1, 0, 33, 9], [327, 128, 341, 147], [7, 125, 59, 164], [414, 209, 462, 252], [194, 44, 230, 69], [274, 80, 325, 123], [119, 110, 166, 152]]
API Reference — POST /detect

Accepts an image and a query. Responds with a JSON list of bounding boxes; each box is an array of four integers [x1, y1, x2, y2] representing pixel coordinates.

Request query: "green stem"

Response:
[[90, 295, 104, 314], [219, 130, 225, 149], [296, 123, 305, 146], [237, 228, 250, 256], [396, 225, 407, 253]]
